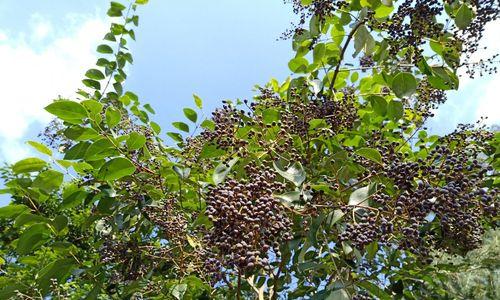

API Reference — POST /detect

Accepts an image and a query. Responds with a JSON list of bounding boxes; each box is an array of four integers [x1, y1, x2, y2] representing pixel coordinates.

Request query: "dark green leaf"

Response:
[[387, 100, 404, 121], [97, 157, 136, 180], [391, 72, 417, 98], [173, 121, 190, 133], [368, 95, 387, 116], [97, 44, 113, 54], [85, 69, 105, 80], [355, 147, 382, 164], [33, 170, 64, 193], [16, 223, 51, 255], [0, 204, 30, 219], [455, 4, 473, 30]]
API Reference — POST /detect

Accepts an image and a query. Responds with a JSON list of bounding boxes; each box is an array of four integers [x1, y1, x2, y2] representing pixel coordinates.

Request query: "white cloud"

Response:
[[0, 13, 107, 163]]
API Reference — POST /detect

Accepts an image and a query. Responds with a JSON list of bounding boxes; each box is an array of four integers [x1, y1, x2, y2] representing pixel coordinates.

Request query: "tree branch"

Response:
[[328, 20, 366, 93]]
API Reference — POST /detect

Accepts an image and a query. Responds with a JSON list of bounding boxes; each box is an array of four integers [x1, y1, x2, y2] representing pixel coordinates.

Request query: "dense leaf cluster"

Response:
[[0, 0, 499, 299]]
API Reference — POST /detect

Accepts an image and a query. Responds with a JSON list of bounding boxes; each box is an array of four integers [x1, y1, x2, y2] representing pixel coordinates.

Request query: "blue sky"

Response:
[[0, 1, 498, 205]]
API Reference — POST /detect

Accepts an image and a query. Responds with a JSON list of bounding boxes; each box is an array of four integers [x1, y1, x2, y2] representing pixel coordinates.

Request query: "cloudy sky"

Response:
[[0, 1, 498, 163]]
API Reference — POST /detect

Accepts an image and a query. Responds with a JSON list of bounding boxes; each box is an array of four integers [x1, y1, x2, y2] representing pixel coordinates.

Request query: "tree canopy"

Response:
[[0, 0, 499, 299]]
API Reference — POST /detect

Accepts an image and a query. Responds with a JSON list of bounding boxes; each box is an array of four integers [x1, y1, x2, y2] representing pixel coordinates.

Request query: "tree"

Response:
[[0, 0, 498, 299]]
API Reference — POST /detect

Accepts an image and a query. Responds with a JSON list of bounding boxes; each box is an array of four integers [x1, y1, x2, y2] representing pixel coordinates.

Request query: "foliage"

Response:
[[422, 228, 500, 299], [0, 0, 499, 299]]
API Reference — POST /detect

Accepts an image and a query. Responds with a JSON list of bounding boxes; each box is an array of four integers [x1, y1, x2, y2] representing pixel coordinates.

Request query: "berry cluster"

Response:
[[338, 210, 380, 249], [359, 55, 375, 71], [413, 78, 447, 119], [281, 0, 348, 39], [145, 199, 188, 244], [457, 0, 500, 76], [203, 164, 292, 281], [372, 0, 443, 62]]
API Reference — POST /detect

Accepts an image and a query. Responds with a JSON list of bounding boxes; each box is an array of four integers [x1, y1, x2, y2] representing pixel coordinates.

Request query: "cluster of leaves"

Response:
[[0, 0, 499, 299], [422, 228, 500, 299]]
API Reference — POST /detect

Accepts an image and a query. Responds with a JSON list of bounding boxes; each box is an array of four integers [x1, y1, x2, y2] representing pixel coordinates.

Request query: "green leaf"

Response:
[[12, 157, 47, 173], [183, 108, 198, 123], [313, 43, 326, 63], [357, 281, 392, 300], [368, 95, 387, 116], [62, 191, 88, 209], [126, 132, 146, 150], [37, 258, 76, 295], [105, 106, 121, 128], [387, 100, 404, 121], [171, 283, 187, 300], [288, 57, 309, 73], [64, 142, 91, 160], [262, 108, 280, 124], [14, 213, 49, 228], [45, 100, 88, 123], [455, 4, 473, 30], [97, 44, 113, 54], [52, 215, 68, 232], [201, 119, 215, 131], [135, 0, 149, 4], [173, 166, 191, 179], [375, 4, 393, 18], [16, 223, 51, 255], [349, 185, 374, 209], [81, 99, 103, 118], [193, 94, 203, 109], [275, 191, 301, 206], [27, 141, 52, 156], [356, 147, 382, 164], [391, 72, 417, 98], [144, 104, 155, 114], [82, 79, 101, 90], [85, 69, 105, 80], [0, 204, 30, 219], [213, 157, 238, 185], [33, 170, 64, 193], [85, 138, 116, 161], [327, 209, 345, 227], [354, 25, 375, 57], [273, 160, 306, 186], [64, 126, 99, 141], [98, 157, 136, 180], [173, 121, 190, 133], [167, 132, 184, 143], [150, 121, 161, 134]]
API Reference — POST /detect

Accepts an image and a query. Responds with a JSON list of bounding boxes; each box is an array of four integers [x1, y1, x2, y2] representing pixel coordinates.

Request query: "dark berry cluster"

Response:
[[359, 55, 375, 71], [413, 78, 447, 119], [457, 0, 500, 76], [373, 0, 443, 62], [339, 210, 380, 249], [203, 164, 292, 281], [145, 199, 188, 244], [281, 0, 348, 39], [100, 240, 152, 282]]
